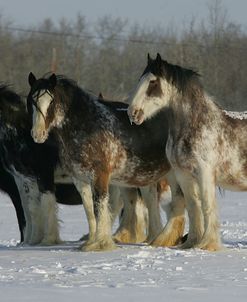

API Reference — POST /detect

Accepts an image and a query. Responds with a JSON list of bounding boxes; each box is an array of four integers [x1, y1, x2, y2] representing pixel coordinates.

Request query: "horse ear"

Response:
[[156, 53, 162, 64], [49, 73, 57, 88], [98, 92, 104, 99], [147, 53, 152, 64], [28, 72, 36, 87]]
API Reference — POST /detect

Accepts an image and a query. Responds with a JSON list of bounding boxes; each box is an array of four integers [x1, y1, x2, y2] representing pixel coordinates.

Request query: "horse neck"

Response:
[[168, 91, 221, 138], [54, 85, 98, 129]]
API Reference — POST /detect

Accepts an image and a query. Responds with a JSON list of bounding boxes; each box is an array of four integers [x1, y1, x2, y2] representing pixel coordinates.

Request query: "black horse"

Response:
[[0, 84, 84, 244]]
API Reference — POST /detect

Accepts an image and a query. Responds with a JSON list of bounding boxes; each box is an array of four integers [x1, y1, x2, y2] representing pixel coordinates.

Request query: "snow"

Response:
[[223, 110, 247, 120], [0, 190, 247, 301]]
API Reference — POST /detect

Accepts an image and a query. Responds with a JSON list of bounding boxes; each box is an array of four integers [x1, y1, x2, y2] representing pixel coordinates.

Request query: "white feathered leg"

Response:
[[113, 187, 147, 243], [40, 191, 61, 245], [141, 184, 163, 243]]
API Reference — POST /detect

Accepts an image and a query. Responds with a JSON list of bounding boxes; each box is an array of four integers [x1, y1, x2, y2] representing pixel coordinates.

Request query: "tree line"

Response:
[[0, 1, 247, 110]]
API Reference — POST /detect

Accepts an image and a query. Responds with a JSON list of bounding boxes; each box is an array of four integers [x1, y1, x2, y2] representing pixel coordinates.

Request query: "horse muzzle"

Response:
[[31, 128, 48, 144], [127, 107, 145, 125]]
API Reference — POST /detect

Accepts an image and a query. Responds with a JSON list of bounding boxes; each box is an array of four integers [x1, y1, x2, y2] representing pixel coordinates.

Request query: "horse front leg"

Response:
[[14, 177, 44, 245], [151, 173, 186, 247], [82, 174, 117, 252], [196, 167, 221, 251], [40, 191, 61, 245], [174, 169, 204, 249], [73, 180, 97, 249]]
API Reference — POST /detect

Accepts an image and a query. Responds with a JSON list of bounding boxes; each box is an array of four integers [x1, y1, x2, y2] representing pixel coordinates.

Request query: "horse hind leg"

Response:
[[113, 187, 147, 244], [108, 185, 123, 227], [151, 175, 186, 247], [141, 184, 163, 244], [80, 185, 123, 242], [74, 181, 97, 249]]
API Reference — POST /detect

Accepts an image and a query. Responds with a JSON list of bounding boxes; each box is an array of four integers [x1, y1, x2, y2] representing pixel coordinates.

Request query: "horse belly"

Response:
[[111, 164, 168, 187], [54, 166, 73, 184], [216, 163, 247, 191]]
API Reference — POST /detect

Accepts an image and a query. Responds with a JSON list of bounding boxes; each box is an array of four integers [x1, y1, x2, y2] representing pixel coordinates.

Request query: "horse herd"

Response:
[[0, 53, 246, 252]]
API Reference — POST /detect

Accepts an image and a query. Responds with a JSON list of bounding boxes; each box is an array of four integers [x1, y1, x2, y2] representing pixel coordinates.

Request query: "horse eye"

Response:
[[150, 80, 156, 84]]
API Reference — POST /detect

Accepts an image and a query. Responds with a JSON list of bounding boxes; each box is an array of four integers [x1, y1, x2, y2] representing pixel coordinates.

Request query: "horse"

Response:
[[128, 53, 247, 251], [0, 84, 159, 246], [27, 72, 186, 251]]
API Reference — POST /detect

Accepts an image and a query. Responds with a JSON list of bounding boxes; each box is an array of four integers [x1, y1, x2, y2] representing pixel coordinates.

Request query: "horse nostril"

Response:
[[132, 109, 137, 117], [42, 130, 46, 137]]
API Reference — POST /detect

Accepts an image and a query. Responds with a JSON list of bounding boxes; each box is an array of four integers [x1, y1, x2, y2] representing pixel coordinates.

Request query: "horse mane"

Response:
[[145, 57, 203, 98], [51, 75, 128, 112], [98, 97, 128, 111]]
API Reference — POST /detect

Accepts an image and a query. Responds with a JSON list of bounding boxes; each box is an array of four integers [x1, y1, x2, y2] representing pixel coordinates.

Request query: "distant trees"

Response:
[[0, 1, 247, 110]]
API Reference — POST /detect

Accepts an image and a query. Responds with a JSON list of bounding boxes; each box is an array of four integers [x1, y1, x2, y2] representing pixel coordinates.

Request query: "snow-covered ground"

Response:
[[0, 190, 246, 301]]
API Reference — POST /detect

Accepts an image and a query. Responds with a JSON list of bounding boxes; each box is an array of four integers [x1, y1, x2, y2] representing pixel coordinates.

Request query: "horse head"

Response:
[[27, 72, 58, 143], [127, 53, 200, 125]]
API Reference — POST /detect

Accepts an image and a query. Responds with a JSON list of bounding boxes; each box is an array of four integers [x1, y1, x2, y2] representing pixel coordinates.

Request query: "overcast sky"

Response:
[[0, 0, 247, 31]]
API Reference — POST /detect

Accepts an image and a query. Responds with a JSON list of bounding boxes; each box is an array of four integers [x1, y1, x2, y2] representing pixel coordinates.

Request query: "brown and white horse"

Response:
[[27, 73, 187, 251], [128, 53, 247, 251]]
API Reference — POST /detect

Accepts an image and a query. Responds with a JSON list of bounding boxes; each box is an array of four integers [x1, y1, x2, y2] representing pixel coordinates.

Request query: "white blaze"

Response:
[[31, 90, 53, 143]]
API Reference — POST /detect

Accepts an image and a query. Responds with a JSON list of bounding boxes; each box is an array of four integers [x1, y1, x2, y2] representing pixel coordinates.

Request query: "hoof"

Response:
[[39, 237, 63, 246], [79, 239, 117, 252], [113, 230, 146, 244], [150, 232, 187, 247], [178, 238, 198, 249], [196, 241, 222, 251]]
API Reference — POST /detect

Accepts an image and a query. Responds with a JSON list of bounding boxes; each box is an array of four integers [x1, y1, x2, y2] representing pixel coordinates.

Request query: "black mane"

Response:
[[144, 56, 202, 96]]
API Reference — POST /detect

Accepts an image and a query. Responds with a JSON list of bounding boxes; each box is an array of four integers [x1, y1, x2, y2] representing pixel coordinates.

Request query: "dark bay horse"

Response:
[[1, 85, 157, 246], [128, 53, 247, 251], [27, 72, 185, 251]]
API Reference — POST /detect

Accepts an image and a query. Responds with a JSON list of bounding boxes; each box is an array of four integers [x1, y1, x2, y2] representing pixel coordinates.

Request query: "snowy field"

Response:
[[0, 190, 246, 301]]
